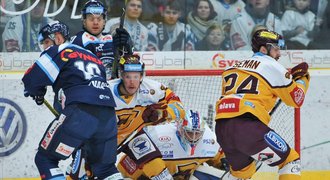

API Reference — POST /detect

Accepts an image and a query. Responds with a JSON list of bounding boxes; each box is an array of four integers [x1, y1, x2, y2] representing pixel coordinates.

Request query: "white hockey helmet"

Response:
[[178, 110, 205, 147]]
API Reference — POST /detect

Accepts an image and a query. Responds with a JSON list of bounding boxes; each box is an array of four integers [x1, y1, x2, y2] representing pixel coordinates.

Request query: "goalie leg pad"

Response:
[[189, 165, 226, 180], [278, 159, 301, 180]]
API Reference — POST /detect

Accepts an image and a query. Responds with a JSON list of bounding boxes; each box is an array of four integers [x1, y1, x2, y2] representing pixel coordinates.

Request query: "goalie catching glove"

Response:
[[291, 62, 309, 80], [142, 103, 169, 125]]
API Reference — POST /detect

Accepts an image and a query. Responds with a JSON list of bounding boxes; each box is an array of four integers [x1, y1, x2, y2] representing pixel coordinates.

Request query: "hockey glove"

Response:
[[113, 28, 133, 55], [24, 90, 44, 105], [142, 103, 168, 125], [219, 157, 230, 172], [291, 62, 309, 80]]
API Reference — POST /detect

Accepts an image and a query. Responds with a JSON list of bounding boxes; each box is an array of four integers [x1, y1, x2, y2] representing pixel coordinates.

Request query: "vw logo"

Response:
[[0, 98, 27, 156]]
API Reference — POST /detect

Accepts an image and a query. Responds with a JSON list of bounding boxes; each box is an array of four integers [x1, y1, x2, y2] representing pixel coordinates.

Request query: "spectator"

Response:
[[147, 0, 197, 51], [196, 23, 231, 50], [210, 0, 245, 32], [2, 1, 53, 52], [312, 0, 330, 49], [230, 0, 282, 50], [140, 0, 165, 24], [0, 0, 15, 51], [104, 0, 149, 51], [187, 0, 218, 42], [281, 0, 316, 49]]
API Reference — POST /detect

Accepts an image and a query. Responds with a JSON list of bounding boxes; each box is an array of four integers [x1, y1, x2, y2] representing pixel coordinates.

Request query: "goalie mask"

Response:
[[177, 110, 205, 155], [118, 54, 145, 81], [251, 29, 285, 53]]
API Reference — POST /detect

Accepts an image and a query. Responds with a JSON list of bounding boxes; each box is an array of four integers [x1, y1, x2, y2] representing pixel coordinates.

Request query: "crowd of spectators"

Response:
[[1, 0, 330, 52]]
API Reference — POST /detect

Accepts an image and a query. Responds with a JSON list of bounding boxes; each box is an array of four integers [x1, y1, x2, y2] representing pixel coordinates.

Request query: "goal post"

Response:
[[146, 69, 300, 154]]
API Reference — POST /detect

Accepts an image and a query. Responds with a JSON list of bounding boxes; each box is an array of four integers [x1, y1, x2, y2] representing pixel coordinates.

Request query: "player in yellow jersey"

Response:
[[215, 29, 309, 180], [118, 109, 229, 180], [67, 54, 186, 179]]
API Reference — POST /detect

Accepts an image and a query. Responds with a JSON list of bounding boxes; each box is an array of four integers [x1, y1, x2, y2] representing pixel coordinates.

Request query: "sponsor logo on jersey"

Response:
[[290, 87, 304, 106], [264, 131, 288, 152], [120, 155, 137, 175], [162, 150, 174, 158], [41, 114, 66, 150], [257, 152, 274, 161], [55, 142, 74, 157], [89, 80, 110, 90], [71, 149, 82, 174], [217, 98, 240, 113], [0, 98, 27, 157], [203, 139, 215, 144], [251, 147, 281, 164], [159, 136, 171, 142], [99, 94, 111, 100], [161, 143, 173, 149], [139, 89, 149, 94], [244, 101, 255, 108], [130, 134, 156, 159], [290, 161, 301, 173], [60, 49, 102, 65], [50, 168, 63, 176], [96, 44, 104, 52]]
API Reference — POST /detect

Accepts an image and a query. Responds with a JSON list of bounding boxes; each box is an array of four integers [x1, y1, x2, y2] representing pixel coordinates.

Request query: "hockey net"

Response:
[[147, 69, 300, 154]]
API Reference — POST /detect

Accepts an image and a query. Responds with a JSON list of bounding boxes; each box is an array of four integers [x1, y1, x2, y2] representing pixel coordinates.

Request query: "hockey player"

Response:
[[118, 109, 229, 179], [67, 54, 186, 179], [71, 0, 133, 80], [215, 29, 310, 179], [22, 21, 123, 179], [111, 54, 186, 179]]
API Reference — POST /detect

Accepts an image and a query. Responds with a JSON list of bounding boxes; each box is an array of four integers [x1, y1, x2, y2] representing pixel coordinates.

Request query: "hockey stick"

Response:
[[117, 128, 139, 151], [111, 7, 127, 79], [43, 99, 60, 117], [269, 99, 282, 116]]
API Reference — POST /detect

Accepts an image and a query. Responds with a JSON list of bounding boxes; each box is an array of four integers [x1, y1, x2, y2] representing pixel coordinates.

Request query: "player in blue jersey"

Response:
[[22, 21, 123, 180], [71, 0, 133, 80]]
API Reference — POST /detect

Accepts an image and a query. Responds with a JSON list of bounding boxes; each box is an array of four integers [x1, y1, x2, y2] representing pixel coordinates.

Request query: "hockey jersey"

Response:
[[22, 42, 116, 107], [71, 31, 115, 79], [215, 52, 309, 125], [145, 122, 221, 177], [119, 122, 223, 179], [108, 78, 185, 145]]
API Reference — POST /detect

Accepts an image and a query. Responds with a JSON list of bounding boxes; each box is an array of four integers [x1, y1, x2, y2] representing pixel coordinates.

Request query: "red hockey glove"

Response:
[[291, 62, 309, 80], [142, 103, 168, 125]]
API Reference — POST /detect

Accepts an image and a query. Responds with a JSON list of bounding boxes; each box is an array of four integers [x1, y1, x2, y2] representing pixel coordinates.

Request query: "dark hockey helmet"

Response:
[[177, 110, 205, 147], [118, 54, 145, 79], [38, 21, 70, 43], [82, 0, 107, 19], [119, 54, 144, 72], [251, 29, 285, 53]]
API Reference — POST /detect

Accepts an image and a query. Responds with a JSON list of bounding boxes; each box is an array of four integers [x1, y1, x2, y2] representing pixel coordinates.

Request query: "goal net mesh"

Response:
[[147, 70, 298, 151]]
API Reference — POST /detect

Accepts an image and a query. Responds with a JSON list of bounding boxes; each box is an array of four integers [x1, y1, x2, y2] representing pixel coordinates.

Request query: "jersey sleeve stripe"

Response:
[[36, 53, 59, 83]]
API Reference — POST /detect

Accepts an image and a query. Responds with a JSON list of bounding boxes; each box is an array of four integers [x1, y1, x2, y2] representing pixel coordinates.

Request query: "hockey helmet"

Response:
[[38, 20, 70, 43], [82, 0, 107, 19], [251, 29, 285, 53], [178, 110, 205, 147], [118, 54, 145, 79]]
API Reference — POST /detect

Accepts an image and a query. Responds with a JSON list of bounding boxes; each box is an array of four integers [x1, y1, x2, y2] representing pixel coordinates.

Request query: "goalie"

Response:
[[215, 29, 310, 180], [118, 109, 229, 179]]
